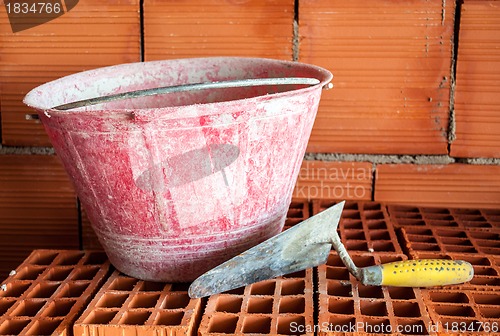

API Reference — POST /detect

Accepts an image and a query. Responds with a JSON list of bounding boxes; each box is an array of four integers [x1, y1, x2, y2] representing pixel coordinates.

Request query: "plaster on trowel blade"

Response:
[[188, 201, 345, 298]]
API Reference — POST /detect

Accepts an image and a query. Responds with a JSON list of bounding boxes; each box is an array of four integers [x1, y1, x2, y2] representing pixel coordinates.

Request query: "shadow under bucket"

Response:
[[24, 57, 333, 282]]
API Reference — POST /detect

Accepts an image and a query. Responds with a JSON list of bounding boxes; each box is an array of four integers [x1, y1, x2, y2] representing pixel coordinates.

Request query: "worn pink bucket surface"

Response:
[[24, 57, 332, 282]]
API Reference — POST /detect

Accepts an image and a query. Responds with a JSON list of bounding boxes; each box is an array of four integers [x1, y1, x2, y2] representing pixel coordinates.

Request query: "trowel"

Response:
[[188, 201, 474, 298]]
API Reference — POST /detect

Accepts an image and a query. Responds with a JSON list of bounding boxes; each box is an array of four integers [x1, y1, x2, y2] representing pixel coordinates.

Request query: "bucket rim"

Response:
[[23, 57, 333, 116]]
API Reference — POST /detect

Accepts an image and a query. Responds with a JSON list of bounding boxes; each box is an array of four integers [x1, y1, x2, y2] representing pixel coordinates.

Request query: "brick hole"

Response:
[[471, 277, 500, 286], [425, 214, 454, 221], [388, 287, 415, 300], [360, 300, 387, 316], [284, 219, 302, 227], [83, 310, 117, 324], [328, 298, 354, 314], [247, 297, 273, 314], [392, 205, 419, 212], [434, 304, 475, 317], [282, 270, 306, 278], [436, 230, 467, 238], [441, 237, 472, 246], [429, 292, 468, 303], [479, 307, 500, 318], [404, 227, 433, 235], [242, 316, 272, 334], [29, 251, 58, 265], [45, 299, 76, 317], [365, 211, 384, 220], [367, 220, 387, 230], [362, 202, 381, 211], [281, 279, 305, 295], [215, 296, 243, 313], [96, 293, 128, 308], [0, 282, 31, 297], [444, 245, 477, 253], [207, 314, 238, 333], [57, 252, 85, 265], [358, 285, 384, 299], [12, 299, 45, 317], [72, 266, 100, 281], [108, 277, 138, 291], [460, 256, 490, 266], [483, 209, 500, 216], [372, 241, 396, 252], [130, 293, 160, 308], [59, 282, 89, 298], [343, 202, 359, 210], [26, 319, 62, 335], [0, 319, 30, 335], [326, 267, 350, 280], [429, 220, 459, 227], [155, 311, 184, 326], [344, 230, 365, 240], [287, 208, 303, 218], [0, 299, 15, 315], [163, 293, 190, 309], [362, 318, 391, 334], [470, 231, 500, 240], [407, 235, 437, 243], [410, 243, 440, 251], [393, 302, 421, 317], [472, 293, 500, 305], [83, 252, 107, 265], [346, 241, 368, 251], [139, 281, 166, 292], [327, 280, 352, 297], [462, 221, 490, 228], [423, 208, 450, 215], [397, 219, 426, 226], [352, 255, 375, 267], [45, 267, 72, 281], [454, 209, 481, 215], [343, 220, 363, 230], [327, 254, 344, 267], [440, 318, 482, 331], [277, 316, 305, 335], [250, 280, 275, 295], [343, 210, 361, 219], [279, 297, 305, 314], [370, 230, 390, 240], [397, 319, 427, 335], [328, 315, 356, 330], [222, 286, 245, 295], [399, 213, 422, 219], [474, 266, 497, 276], [379, 255, 405, 263], [476, 240, 500, 248], [28, 282, 59, 299], [119, 311, 152, 325], [15, 266, 45, 280], [480, 247, 500, 255], [169, 283, 189, 291]]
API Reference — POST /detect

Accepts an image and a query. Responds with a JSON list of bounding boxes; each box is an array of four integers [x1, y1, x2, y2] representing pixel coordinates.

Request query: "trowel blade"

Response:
[[188, 201, 345, 298]]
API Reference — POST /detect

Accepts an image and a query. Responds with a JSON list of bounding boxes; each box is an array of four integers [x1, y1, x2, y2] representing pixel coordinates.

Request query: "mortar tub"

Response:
[[24, 57, 333, 282]]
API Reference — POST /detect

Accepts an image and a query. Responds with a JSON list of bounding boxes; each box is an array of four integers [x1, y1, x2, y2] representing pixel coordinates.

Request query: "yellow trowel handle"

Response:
[[359, 259, 474, 287]]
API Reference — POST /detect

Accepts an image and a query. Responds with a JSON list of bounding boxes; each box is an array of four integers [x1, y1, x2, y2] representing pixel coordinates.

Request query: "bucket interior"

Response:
[[24, 57, 332, 112]]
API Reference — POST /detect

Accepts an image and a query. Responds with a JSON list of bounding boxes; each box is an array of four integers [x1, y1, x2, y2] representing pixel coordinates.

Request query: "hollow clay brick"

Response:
[[0, 250, 110, 336], [0, 0, 140, 146], [293, 161, 373, 201], [143, 0, 294, 61], [450, 1, 500, 158], [375, 164, 500, 209], [284, 199, 310, 230], [74, 270, 202, 336], [300, 0, 454, 154], [0, 156, 79, 279], [421, 289, 500, 335], [313, 200, 403, 255], [198, 268, 314, 335]]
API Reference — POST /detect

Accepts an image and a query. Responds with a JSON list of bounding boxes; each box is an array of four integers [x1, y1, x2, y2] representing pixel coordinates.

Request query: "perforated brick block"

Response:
[[74, 270, 201, 336], [421, 289, 500, 335], [0, 250, 110, 336], [198, 268, 314, 335], [387, 205, 500, 231], [318, 252, 434, 335], [313, 201, 403, 255], [284, 200, 310, 230]]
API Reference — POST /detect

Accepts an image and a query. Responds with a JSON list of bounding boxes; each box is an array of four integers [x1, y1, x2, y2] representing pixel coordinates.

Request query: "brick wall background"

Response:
[[1, 0, 499, 277]]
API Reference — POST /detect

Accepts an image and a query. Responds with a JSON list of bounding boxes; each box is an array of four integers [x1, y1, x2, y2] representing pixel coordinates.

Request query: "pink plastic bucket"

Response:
[[24, 57, 332, 282]]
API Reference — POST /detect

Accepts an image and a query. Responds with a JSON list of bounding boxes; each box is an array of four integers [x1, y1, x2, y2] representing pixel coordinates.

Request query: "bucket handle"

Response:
[[52, 77, 323, 111]]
